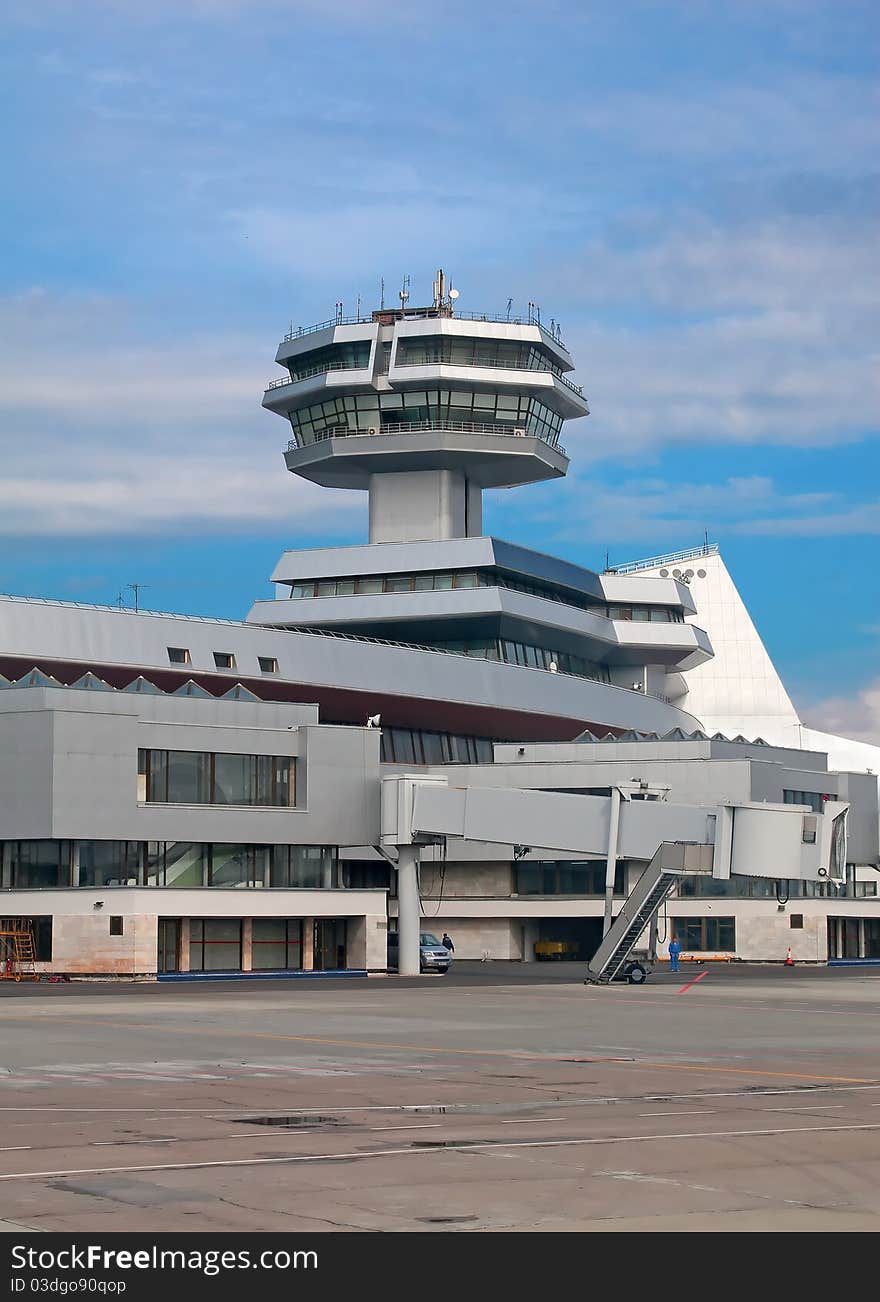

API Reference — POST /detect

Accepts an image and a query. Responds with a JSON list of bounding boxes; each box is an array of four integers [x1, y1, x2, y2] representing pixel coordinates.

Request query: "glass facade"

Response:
[[0, 842, 339, 889], [395, 335, 563, 375], [380, 728, 494, 765], [287, 388, 564, 448], [139, 749, 294, 807], [676, 870, 873, 899], [285, 568, 683, 622], [429, 637, 610, 682], [267, 846, 335, 888], [78, 841, 141, 887], [283, 340, 370, 382], [515, 862, 626, 895], [3, 841, 71, 889], [783, 789, 831, 813]]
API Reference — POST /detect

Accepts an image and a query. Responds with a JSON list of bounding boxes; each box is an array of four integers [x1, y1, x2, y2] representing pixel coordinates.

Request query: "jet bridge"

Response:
[[380, 775, 848, 979]]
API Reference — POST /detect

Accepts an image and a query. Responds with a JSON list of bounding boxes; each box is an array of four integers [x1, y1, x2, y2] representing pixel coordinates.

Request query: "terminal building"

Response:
[[0, 274, 877, 976]]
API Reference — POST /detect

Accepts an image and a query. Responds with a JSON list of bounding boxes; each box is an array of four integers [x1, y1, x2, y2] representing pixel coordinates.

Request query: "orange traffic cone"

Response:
[[785, 946, 795, 967]]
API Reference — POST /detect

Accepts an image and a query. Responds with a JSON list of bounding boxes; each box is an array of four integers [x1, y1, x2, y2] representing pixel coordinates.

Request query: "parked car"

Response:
[[387, 931, 452, 974]]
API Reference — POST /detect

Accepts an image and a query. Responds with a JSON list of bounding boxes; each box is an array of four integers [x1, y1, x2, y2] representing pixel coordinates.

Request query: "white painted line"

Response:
[[2, 1122, 880, 1182], [499, 1118, 565, 1124], [366, 1124, 444, 1132], [0, 1147, 32, 1152], [639, 1111, 716, 1117], [773, 1105, 845, 1111]]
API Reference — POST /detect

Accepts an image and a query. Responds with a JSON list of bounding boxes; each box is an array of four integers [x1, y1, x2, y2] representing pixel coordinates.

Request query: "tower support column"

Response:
[[369, 470, 480, 542]]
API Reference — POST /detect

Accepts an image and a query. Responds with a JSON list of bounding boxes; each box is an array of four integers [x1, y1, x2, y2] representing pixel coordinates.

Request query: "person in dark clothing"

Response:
[[441, 932, 454, 952]]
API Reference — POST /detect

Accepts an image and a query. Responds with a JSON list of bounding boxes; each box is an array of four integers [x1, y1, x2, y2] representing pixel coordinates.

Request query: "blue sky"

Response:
[[1, 0, 878, 738]]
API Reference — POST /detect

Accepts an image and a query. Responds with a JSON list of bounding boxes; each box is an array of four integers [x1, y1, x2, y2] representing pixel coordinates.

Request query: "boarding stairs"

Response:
[[584, 843, 713, 984]]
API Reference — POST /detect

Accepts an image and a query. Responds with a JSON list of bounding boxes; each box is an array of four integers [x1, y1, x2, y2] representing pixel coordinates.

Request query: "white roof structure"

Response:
[[616, 544, 880, 781]]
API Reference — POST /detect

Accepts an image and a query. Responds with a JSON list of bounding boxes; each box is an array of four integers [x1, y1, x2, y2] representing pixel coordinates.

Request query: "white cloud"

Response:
[[0, 290, 363, 536], [802, 679, 880, 747], [554, 215, 880, 458], [503, 472, 877, 547]]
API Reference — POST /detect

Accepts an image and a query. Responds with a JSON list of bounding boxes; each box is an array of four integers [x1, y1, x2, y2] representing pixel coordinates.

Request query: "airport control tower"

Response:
[[262, 270, 589, 543]]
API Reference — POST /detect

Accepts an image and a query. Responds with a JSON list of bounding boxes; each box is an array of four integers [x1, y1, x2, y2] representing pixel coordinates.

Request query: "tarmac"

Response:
[[1, 961, 880, 1232]]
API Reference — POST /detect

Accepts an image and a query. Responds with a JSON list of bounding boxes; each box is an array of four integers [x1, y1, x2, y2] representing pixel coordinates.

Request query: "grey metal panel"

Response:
[[0, 596, 706, 735], [249, 588, 710, 670], [268, 537, 498, 583], [490, 540, 607, 600], [283, 430, 569, 491], [601, 574, 698, 616], [0, 693, 381, 846]]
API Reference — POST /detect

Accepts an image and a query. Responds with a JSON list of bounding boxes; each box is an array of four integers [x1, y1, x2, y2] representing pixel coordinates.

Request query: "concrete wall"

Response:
[[434, 918, 519, 960], [4, 887, 387, 975], [0, 692, 381, 847], [418, 861, 512, 898]]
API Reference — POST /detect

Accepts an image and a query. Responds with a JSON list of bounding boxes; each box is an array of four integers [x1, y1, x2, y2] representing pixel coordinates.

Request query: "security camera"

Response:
[[366, 713, 381, 728]]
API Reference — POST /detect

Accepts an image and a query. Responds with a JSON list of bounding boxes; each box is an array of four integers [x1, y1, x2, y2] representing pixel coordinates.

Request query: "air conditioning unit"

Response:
[[368, 427, 378, 435]]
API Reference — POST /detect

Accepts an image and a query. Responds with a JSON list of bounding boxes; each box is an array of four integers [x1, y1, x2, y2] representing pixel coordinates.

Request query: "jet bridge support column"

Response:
[[397, 845, 421, 977], [602, 787, 622, 937]]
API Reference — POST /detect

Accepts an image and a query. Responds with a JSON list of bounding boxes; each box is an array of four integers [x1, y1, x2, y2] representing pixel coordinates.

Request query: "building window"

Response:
[[138, 749, 294, 807], [252, 919, 303, 971], [189, 919, 242, 972], [515, 862, 626, 896], [78, 842, 141, 887], [213, 652, 236, 669], [790, 915, 804, 929], [145, 842, 208, 888], [286, 387, 564, 449], [208, 845, 267, 888], [380, 728, 494, 766], [673, 917, 736, 951], [109, 916, 124, 936], [281, 340, 371, 383], [783, 790, 829, 814], [258, 656, 279, 674], [2, 917, 52, 961], [267, 845, 336, 888], [5, 842, 71, 889], [342, 862, 393, 890], [167, 647, 191, 665]]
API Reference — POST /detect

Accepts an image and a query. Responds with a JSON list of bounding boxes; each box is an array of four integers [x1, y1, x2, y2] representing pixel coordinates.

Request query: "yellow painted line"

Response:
[[0, 1011, 873, 1085]]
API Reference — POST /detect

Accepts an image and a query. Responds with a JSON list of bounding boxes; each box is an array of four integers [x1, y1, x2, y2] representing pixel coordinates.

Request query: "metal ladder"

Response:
[[0, 919, 38, 982], [585, 843, 711, 984]]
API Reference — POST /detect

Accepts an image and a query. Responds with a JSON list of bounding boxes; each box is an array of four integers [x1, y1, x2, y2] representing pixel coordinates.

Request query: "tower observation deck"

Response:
[[263, 271, 589, 543]]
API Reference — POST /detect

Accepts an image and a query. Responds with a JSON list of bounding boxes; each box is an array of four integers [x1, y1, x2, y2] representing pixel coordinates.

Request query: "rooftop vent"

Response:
[[69, 672, 114, 691], [221, 684, 261, 702], [123, 676, 165, 695], [173, 679, 213, 699], [11, 668, 63, 689]]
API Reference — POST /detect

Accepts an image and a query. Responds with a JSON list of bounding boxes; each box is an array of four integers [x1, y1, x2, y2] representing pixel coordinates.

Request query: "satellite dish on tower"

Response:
[[449, 287, 460, 301]]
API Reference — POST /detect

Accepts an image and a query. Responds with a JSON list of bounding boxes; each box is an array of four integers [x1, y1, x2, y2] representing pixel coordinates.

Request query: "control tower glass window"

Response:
[[396, 335, 561, 375], [284, 340, 370, 382], [287, 388, 563, 448]]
